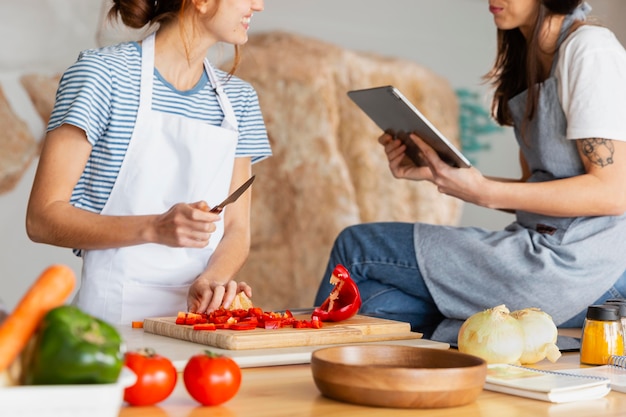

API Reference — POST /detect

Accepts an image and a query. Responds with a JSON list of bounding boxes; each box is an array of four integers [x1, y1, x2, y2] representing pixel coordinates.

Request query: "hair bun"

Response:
[[542, 0, 583, 15], [109, 0, 154, 29]]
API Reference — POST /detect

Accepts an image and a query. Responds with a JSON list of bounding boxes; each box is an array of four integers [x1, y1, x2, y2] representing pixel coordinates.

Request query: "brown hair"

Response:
[[484, 0, 583, 127], [107, 0, 241, 75]]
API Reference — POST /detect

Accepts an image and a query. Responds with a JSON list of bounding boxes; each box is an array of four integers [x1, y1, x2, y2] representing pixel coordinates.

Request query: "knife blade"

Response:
[[210, 175, 256, 213]]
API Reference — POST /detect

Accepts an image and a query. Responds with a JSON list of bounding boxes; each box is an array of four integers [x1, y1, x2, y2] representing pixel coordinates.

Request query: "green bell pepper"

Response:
[[24, 305, 124, 385]]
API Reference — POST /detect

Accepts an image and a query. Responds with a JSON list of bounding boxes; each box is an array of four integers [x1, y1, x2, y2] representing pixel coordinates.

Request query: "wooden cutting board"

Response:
[[143, 314, 422, 350]]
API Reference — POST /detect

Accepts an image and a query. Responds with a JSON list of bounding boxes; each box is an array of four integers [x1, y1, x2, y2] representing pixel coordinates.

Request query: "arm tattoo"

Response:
[[580, 138, 614, 167]]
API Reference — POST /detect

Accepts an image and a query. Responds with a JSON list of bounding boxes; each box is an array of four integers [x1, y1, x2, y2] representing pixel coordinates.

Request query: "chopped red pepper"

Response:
[[184, 312, 206, 325], [230, 322, 258, 331], [231, 309, 250, 318], [249, 307, 264, 318], [211, 315, 231, 324], [281, 317, 295, 326], [193, 323, 216, 331], [239, 316, 259, 324], [311, 315, 323, 329], [175, 311, 187, 324], [173, 299, 329, 330], [312, 264, 361, 322], [263, 319, 282, 330], [293, 320, 308, 328]]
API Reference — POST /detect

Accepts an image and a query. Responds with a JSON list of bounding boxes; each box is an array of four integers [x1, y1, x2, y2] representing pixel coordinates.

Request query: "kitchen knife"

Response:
[[210, 175, 256, 213]]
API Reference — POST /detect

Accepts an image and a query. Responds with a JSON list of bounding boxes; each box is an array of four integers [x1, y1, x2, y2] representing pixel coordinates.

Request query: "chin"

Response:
[[225, 34, 249, 46], [493, 18, 514, 31]]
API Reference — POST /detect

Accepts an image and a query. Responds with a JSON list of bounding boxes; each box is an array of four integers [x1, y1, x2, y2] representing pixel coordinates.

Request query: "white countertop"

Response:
[[118, 325, 450, 371]]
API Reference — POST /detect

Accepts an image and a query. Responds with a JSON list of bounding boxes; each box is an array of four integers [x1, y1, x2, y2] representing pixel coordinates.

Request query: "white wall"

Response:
[[1, 0, 624, 311]]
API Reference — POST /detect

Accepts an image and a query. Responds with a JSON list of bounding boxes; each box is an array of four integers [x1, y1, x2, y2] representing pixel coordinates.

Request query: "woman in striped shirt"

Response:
[[26, 0, 270, 325]]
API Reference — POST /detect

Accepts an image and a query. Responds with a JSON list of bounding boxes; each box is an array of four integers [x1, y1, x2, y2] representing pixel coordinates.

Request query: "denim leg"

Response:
[[314, 222, 444, 332], [560, 268, 626, 328]]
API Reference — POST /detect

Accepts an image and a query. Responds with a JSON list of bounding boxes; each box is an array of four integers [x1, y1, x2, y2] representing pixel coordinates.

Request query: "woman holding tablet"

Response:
[[314, 0, 626, 335]]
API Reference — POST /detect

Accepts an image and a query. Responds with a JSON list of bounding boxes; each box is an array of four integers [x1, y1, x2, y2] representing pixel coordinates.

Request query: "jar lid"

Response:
[[586, 304, 620, 321], [605, 300, 626, 317]]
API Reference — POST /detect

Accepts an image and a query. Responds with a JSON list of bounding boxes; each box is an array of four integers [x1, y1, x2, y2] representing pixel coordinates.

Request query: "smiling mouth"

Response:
[[489, 5, 503, 14], [242, 15, 252, 28]]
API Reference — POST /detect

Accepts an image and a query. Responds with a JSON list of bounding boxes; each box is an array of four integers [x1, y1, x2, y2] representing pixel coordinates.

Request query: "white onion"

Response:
[[510, 308, 561, 364], [458, 304, 525, 364]]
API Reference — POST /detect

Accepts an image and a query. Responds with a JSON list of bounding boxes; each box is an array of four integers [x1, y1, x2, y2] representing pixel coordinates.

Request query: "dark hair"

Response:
[[108, 0, 183, 29], [107, 0, 241, 75], [485, 0, 583, 127]]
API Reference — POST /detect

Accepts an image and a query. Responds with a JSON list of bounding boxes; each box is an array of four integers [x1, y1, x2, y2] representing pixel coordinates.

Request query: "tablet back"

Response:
[[348, 85, 471, 168]]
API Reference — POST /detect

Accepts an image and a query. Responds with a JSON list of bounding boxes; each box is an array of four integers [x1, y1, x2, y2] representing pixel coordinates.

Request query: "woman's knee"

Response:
[[359, 284, 440, 318]]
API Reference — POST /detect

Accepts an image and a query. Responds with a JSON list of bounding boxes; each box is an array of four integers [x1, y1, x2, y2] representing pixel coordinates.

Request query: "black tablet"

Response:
[[347, 85, 471, 168]]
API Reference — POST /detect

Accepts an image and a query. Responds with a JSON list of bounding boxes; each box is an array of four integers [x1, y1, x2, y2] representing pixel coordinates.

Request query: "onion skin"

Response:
[[458, 305, 525, 364], [510, 308, 561, 365]]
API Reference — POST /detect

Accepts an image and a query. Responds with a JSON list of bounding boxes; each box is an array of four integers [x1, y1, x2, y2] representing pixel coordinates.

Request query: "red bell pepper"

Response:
[[312, 264, 361, 322]]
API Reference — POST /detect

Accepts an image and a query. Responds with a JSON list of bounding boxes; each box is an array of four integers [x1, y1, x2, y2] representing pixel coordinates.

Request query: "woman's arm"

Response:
[[26, 124, 219, 250], [479, 138, 626, 216], [416, 135, 626, 217], [483, 150, 529, 215], [187, 157, 253, 313]]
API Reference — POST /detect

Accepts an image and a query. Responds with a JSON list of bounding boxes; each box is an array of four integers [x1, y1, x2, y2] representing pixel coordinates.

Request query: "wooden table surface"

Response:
[[118, 329, 626, 417]]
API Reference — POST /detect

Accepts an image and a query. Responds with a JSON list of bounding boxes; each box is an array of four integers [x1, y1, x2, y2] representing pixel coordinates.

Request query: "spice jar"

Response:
[[580, 305, 624, 365], [605, 299, 626, 348]]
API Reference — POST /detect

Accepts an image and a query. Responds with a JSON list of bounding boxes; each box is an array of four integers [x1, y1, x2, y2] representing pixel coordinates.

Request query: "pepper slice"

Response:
[[312, 264, 362, 322], [24, 305, 124, 385], [193, 323, 217, 331], [230, 322, 257, 331]]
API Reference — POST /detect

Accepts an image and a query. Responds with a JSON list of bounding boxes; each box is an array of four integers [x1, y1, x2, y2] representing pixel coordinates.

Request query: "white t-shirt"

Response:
[[556, 25, 626, 142]]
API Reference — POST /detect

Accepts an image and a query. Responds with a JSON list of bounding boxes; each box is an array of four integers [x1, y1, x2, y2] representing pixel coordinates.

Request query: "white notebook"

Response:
[[485, 364, 611, 403], [560, 355, 626, 394]]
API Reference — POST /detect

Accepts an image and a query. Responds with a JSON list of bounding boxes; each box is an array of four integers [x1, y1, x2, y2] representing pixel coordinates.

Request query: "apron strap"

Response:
[[204, 60, 239, 132], [139, 32, 157, 110], [140, 32, 238, 132]]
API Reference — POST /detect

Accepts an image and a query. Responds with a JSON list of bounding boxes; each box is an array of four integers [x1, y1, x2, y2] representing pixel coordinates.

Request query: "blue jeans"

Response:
[[314, 222, 626, 332], [560, 285, 626, 327]]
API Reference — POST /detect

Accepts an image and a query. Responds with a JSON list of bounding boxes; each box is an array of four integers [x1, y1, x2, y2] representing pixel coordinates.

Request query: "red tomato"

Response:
[[183, 351, 241, 406], [123, 348, 178, 406]]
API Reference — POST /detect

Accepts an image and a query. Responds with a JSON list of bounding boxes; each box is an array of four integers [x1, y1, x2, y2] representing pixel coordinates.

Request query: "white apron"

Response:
[[76, 32, 239, 325]]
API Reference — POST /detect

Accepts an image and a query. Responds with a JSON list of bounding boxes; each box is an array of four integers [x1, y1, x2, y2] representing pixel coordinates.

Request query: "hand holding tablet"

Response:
[[347, 86, 471, 169]]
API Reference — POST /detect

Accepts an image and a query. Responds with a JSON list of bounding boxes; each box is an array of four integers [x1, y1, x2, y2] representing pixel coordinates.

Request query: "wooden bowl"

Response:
[[310, 345, 487, 409]]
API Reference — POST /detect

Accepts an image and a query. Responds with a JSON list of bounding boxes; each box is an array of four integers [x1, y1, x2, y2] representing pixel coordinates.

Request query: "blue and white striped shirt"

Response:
[[48, 41, 271, 214]]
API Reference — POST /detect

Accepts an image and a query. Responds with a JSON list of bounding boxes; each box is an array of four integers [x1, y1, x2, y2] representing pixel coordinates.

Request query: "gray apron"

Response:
[[415, 7, 626, 325]]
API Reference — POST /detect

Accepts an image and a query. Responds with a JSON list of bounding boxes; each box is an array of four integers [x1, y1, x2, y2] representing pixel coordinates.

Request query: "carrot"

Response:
[[0, 264, 76, 372]]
